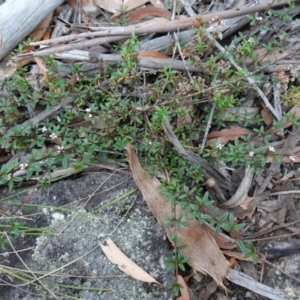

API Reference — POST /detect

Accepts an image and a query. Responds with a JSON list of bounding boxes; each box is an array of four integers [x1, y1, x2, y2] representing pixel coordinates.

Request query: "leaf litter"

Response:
[[126, 144, 229, 289], [1, 0, 300, 299]]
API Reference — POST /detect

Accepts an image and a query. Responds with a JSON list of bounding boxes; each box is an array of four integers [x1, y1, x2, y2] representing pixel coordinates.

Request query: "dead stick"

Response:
[[27, 0, 294, 47]]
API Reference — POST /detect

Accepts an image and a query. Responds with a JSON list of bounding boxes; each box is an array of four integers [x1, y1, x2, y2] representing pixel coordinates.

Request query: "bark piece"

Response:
[[226, 269, 290, 300], [0, 0, 64, 61]]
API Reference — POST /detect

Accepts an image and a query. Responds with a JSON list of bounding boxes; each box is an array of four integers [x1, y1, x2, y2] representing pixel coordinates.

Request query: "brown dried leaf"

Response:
[[99, 237, 160, 284], [206, 126, 252, 147], [261, 106, 273, 125], [255, 48, 289, 63], [231, 196, 258, 219], [138, 50, 169, 59], [29, 11, 53, 42], [239, 196, 256, 210], [126, 144, 229, 288], [42, 27, 51, 40], [128, 6, 171, 23], [207, 126, 252, 139]]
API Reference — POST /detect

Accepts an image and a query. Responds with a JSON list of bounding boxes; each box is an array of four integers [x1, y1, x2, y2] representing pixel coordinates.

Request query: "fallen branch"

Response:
[[52, 50, 203, 72], [226, 269, 290, 300], [15, 0, 295, 59]]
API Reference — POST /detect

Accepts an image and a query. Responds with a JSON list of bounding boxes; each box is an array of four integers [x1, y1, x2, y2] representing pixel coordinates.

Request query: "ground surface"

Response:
[[1, 0, 300, 299], [1, 171, 300, 299]]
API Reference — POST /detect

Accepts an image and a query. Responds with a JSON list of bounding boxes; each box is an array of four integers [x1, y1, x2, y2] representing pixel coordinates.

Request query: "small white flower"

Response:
[[57, 116, 61, 122], [148, 141, 152, 145], [19, 163, 28, 170], [217, 144, 224, 150], [56, 146, 64, 153], [289, 155, 296, 162], [88, 114, 93, 118], [41, 126, 47, 133], [269, 146, 275, 152], [86, 108, 91, 113], [50, 133, 57, 139], [249, 151, 254, 157], [256, 16, 263, 21]]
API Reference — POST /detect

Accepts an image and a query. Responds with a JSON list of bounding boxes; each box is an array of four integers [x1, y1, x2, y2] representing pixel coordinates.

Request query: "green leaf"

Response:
[[8, 180, 14, 190], [233, 223, 245, 231], [252, 254, 258, 265], [13, 176, 23, 182], [214, 224, 221, 236], [236, 239, 247, 253], [183, 185, 189, 193], [219, 212, 229, 223]]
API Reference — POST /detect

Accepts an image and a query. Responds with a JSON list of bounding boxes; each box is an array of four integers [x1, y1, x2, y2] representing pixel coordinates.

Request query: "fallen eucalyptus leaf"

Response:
[[99, 237, 160, 284]]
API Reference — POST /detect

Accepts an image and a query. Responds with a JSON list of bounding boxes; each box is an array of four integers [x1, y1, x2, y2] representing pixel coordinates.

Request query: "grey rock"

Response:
[[0, 172, 174, 299]]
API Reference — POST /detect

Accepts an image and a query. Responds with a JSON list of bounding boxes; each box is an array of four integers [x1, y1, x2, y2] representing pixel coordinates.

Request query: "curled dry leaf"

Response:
[[128, 6, 171, 23], [221, 165, 253, 208], [99, 237, 160, 284], [126, 144, 229, 289]]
